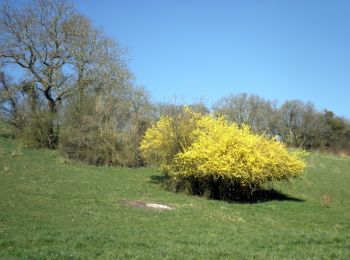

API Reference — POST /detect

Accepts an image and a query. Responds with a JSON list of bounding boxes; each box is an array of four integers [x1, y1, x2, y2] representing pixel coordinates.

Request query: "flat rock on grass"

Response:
[[121, 199, 173, 211]]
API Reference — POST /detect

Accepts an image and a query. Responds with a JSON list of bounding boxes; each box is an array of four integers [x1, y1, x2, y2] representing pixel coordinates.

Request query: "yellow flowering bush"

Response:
[[140, 106, 201, 169], [172, 116, 305, 188], [140, 107, 306, 197]]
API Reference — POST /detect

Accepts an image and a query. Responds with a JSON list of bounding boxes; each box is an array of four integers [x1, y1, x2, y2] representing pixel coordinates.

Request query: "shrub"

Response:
[[140, 106, 202, 168], [141, 108, 306, 198], [59, 92, 151, 167], [20, 110, 59, 149]]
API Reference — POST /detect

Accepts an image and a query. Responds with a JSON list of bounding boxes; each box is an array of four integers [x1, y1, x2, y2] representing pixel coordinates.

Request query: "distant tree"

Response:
[[188, 101, 210, 115], [154, 103, 184, 119], [320, 110, 350, 153], [322, 110, 345, 145], [213, 93, 278, 135], [277, 100, 329, 148], [154, 100, 209, 121]]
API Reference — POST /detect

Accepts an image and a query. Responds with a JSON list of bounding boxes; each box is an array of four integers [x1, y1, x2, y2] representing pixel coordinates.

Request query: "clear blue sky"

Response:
[[23, 0, 350, 117]]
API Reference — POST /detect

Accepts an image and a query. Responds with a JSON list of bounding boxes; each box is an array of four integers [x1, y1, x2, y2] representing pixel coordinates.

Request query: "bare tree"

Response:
[[277, 100, 329, 148], [213, 93, 277, 135]]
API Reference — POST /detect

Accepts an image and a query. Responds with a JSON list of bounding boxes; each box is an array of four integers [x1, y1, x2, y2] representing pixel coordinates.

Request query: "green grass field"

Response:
[[1, 123, 350, 259]]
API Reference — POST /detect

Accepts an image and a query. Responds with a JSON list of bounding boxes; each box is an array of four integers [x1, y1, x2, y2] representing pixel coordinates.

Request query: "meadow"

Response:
[[0, 123, 349, 259]]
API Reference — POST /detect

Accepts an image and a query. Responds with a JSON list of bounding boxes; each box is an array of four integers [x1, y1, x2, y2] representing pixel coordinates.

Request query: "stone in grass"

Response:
[[145, 203, 172, 210], [121, 199, 173, 210]]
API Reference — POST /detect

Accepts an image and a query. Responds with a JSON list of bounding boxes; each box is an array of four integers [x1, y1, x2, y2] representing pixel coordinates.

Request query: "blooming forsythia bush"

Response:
[[140, 106, 202, 168], [173, 116, 305, 188], [140, 107, 306, 195]]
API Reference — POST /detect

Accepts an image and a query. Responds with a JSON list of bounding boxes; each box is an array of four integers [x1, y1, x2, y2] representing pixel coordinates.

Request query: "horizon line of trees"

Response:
[[1, 0, 349, 167]]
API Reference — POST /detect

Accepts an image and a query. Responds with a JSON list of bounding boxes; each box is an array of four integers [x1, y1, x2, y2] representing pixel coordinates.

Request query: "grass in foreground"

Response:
[[0, 123, 350, 259]]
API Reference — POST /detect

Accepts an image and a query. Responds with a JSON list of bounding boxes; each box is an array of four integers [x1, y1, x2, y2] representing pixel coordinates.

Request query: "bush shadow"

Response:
[[150, 174, 305, 204], [233, 189, 305, 204]]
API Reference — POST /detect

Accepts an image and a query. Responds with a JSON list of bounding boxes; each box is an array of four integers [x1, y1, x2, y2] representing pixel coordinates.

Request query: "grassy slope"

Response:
[[0, 123, 350, 259]]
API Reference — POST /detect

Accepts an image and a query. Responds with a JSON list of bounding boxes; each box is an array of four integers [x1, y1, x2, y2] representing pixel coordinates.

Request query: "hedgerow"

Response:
[[140, 107, 306, 198]]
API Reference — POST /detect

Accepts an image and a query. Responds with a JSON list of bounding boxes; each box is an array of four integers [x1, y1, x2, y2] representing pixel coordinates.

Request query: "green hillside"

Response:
[[1, 123, 350, 259]]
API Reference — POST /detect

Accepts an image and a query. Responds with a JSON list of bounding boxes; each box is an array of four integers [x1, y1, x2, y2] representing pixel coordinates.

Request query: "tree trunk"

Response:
[[44, 88, 59, 148]]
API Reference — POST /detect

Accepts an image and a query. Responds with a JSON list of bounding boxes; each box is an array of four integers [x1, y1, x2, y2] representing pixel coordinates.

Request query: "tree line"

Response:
[[1, 0, 349, 167], [213, 94, 350, 153]]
